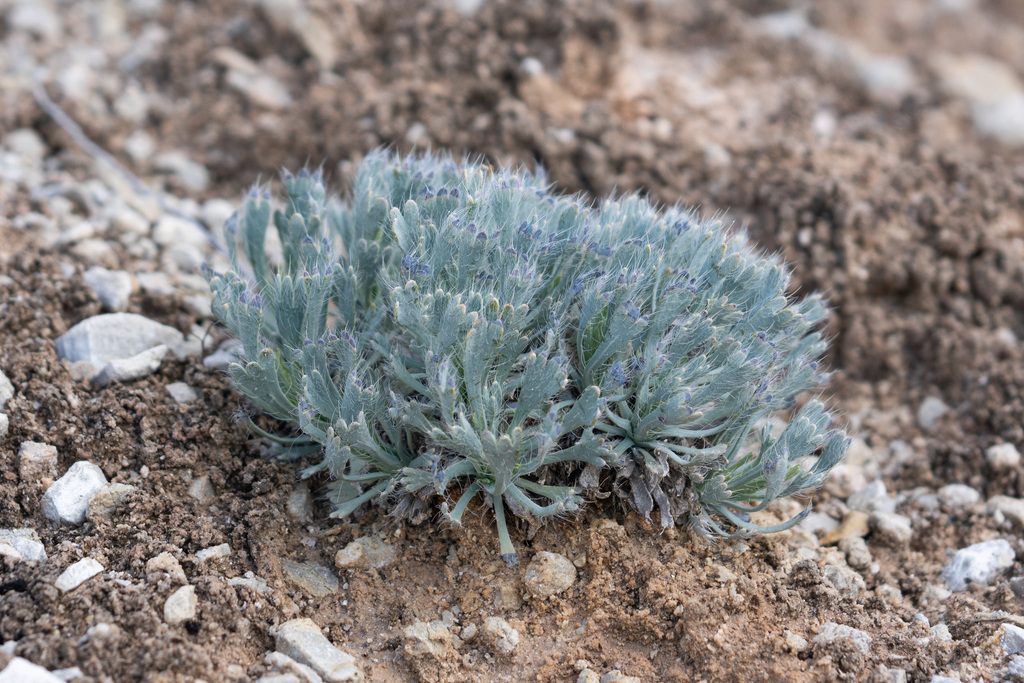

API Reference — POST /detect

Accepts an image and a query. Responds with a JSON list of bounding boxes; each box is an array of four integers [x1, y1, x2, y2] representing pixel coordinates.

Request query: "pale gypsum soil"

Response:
[[1, 0, 1024, 681]]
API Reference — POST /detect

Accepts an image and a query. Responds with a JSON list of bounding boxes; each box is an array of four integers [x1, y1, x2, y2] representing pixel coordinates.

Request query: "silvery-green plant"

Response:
[[206, 151, 848, 565]]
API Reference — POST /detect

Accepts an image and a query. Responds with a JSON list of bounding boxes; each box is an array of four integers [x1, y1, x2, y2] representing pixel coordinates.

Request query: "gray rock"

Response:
[[986, 443, 1021, 470], [5, 129, 47, 163], [83, 267, 133, 311], [188, 475, 214, 502], [55, 558, 104, 592], [287, 482, 313, 522], [200, 198, 236, 232], [481, 616, 519, 656], [936, 484, 981, 508], [870, 512, 914, 545], [55, 313, 189, 366], [0, 369, 13, 409], [987, 496, 1024, 527], [228, 571, 273, 594], [0, 657, 64, 683], [801, 511, 840, 536], [578, 670, 601, 683], [930, 623, 952, 641], [0, 529, 46, 562], [403, 620, 454, 660], [848, 480, 895, 514], [334, 536, 396, 570], [153, 152, 210, 193], [166, 382, 200, 404], [86, 483, 136, 521], [813, 622, 872, 655], [854, 54, 915, 103], [92, 344, 167, 387], [281, 559, 339, 597], [41, 461, 109, 524], [18, 441, 59, 489], [5, 1, 62, 40], [273, 618, 362, 682], [151, 215, 209, 249], [202, 341, 242, 369], [973, 94, 1024, 147], [164, 585, 197, 625], [917, 396, 949, 430], [135, 271, 175, 296], [0, 413, 8, 438], [1003, 624, 1024, 655], [196, 543, 231, 561], [821, 562, 867, 599], [263, 652, 321, 683], [838, 536, 872, 570], [524, 551, 577, 599], [941, 539, 1015, 591]]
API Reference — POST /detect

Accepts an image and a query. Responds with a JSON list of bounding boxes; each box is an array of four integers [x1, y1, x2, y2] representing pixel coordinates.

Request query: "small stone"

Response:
[[987, 496, 1024, 527], [151, 214, 209, 249], [578, 670, 600, 683], [93, 345, 168, 387], [937, 484, 981, 508], [801, 511, 840, 536], [524, 551, 576, 599], [820, 510, 870, 545], [403, 620, 455, 661], [0, 657, 64, 682], [986, 443, 1021, 470], [870, 512, 914, 546], [941, 539, 1015, 591], [481, 616, 519, 656], [917, 397, 949, 431], [196, 543, 231, 561], [263, 652, 321, 683], [813, 622, 872, 655], [930, 53, 1022, 107], [0, 413, 8, 438], [281, 559, 339, 597], [166, 382, 200, 404], [784, 630, 808, 653], [930, 623, 952, 641], [69, 239, 117, 268], [86, 483, 136, 521], [200, 198, 236, 232], [973, 95, 1024, 147], [50, 666, 84, 682], [164, 585, 197, 625], [111, 205, 151, 237], [55, 558, 104, 592], [460, 623, 478, 642], [41, 461, 108, 525], [821, 562, 867, 600], [5, 129, 47, 163], [273, 618, 362, 682], [855, 54, 915, 103], [848, 480, 895, 514], [875, 583, 903, 606], [6, 1, 62, 40], [146, 551, 187, 583], [334, 536, 396, 570], [18, 441, 59, 489], [82, 267, 133, 311], [188, 475, 214, 502], [55, 313, 189, 365], [838, 537, 872, 570], [135, 271, 175, 296], [0, 543, 20, 563], [287, 482, 313, 522], [1002, 624, 1024, 656], [153, 152, 210, 193], [202, 341, 242, 369], [0, 529, 46, 562], [0, 369, 13, 409], [228, 571, 273, 594]]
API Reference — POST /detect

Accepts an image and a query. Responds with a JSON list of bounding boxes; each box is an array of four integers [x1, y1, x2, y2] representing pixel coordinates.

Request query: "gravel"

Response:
[[986, 443, 1021, 470], [92, 344, 168, 386], [280, 559, 340, 597], [0, 369, 14, 409], [82, 266, 133, 311], [40, 461, 108, 525], [482, 616, 520, 656], [0, 529, 46, 563], [54, 312, 192, 366], [163, 585, 197, 625], [523, 551, 577, 599], [273, 618, 362, 682], [54, 558, 104, 592], [941, 539, 1016, 591], [813, 622, 872, 655], [18, 441, 59, 490], [0, 657, 64, 683]]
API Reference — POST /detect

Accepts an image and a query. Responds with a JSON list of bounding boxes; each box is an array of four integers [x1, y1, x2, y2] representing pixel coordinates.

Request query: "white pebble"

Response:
[[55, 558, 103, 592]]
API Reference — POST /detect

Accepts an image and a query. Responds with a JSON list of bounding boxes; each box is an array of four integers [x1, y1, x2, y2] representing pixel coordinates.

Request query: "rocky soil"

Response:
[[2, 0, 1024, 681]]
